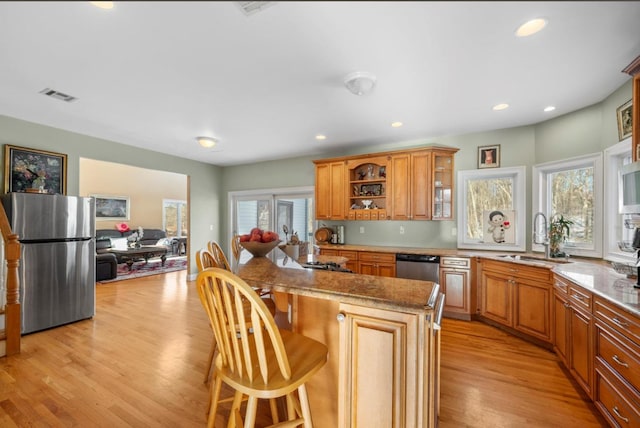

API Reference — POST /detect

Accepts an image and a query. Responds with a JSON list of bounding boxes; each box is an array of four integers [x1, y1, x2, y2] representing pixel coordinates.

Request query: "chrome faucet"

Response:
[[533, 212, 550, 259]]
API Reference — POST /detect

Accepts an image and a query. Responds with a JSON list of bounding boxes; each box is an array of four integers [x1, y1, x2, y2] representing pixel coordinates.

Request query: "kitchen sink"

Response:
[[497, 255, 571, 264]]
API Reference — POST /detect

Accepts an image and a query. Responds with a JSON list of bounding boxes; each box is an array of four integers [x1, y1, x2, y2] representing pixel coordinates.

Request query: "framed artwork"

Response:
[[617, 99, 632, 141], [478, 144, 500, 169], [92, 195, 130, 220], [3, 145, 67, 194]]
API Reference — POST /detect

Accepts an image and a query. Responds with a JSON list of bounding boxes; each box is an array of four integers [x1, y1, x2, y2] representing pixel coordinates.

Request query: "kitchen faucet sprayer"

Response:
[[533, 212, 550, 259]]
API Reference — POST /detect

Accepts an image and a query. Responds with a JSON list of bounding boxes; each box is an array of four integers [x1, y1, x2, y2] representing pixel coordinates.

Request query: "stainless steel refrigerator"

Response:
[[1, 193, 96, 334]]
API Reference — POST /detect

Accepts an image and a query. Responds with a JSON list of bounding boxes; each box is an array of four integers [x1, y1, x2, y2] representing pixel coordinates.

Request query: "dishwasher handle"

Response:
[[396, 253, 440, 263]]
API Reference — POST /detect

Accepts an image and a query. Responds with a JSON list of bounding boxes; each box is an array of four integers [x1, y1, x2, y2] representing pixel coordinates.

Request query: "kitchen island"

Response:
[[237, 256, 443, 428]]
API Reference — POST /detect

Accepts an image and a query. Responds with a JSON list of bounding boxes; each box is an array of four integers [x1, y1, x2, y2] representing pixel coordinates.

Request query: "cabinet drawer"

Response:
[[568, 285, 592, 312], [554, 275, 569, 295], [440, 257, 470, 269], [595, 297, 640, 344], [320, 249, 339, 256], [339, 250, 358, 261], [482, 259, 551, 282], [595, 368, 640, 427], [596, 324, 640, 393], [359, 252, 395, 263]]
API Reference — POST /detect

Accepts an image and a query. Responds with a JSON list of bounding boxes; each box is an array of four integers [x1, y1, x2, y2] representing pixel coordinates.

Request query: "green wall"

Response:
[[0, 115, 223, 275]]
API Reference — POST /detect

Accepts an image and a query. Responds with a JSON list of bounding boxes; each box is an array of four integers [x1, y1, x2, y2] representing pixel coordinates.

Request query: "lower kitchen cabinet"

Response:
[[439, 257, 472, 320], [554, 274, 593, 398], [479, 259, 552, 343], [320, 248, 359, 273], [358, 251, 396, 277]]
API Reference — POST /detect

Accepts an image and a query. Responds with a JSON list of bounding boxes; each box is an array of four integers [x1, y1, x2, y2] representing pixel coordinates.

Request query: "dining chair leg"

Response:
[[227, 391, 244, 428], [208, 376, 223, 428], [204, 339, 216, 383], [268, 398, 280, 424], [244, 396, 259, 428], [285, 393, 296, 421], [298, 384, 313, 428]]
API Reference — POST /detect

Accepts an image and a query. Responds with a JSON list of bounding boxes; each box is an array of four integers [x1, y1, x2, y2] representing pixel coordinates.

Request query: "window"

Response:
[[163, 199, 187, 237], [230, 187, 314, 263], [457, 166, 526, 251], [604, 138, 634, 262], [532, 153, 603, 258]]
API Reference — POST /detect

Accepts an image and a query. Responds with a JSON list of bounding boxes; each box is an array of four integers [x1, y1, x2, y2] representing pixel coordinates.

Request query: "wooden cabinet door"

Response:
[[390, 153, 411, 220], [358, 261, 376, 276], [377, 262, 396, 278], [410, 151, 431, 220], [329, 161, 346, 219], [480, 270, 512, 326], [440, 268, 470, 316], [338, 303, 420, 428], [315, 162, 331, 219], [570, 306, 593, 397], [514, 278, 551, 342], [553, 291, 569, 366]]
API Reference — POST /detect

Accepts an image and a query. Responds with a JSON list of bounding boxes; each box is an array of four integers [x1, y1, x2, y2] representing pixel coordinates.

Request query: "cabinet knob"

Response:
[[336, 313, 346, 323]]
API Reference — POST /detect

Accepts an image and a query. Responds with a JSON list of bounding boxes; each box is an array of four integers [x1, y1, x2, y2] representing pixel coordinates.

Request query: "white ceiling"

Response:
[[1, 1, 639, 166]]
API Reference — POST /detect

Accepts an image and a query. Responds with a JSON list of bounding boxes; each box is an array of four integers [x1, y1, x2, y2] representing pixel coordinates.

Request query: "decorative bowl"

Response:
[[240, 240, 281, 257]]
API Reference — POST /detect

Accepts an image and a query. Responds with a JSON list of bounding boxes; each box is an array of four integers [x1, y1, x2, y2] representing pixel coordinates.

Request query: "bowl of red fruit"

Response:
[[238, 228, 281, 257]]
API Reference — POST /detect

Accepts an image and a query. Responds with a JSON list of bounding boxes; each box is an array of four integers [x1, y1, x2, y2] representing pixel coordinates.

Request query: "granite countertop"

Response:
[[552, 261, 640, 317], [236, 256, 439, 314]]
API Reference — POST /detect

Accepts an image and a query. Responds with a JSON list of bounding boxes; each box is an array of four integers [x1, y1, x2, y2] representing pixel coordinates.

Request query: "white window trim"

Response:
[[532, 153, 603, 258], [457, 166, 527, 252], [604, 137, 634, 263]]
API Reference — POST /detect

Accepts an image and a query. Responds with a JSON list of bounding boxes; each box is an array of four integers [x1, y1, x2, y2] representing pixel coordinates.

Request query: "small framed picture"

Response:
[[478, 144, 500, 169], [3, 144, 67, 194], [617, 99, 632, 141], [92, 195, 130, 220]]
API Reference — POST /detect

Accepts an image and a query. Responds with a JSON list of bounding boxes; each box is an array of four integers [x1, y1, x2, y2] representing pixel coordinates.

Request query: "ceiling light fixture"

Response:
[[544, 106, 556, 112], [492, 103, 509, 111], [315, 134, 327, 141], [391, 122, 403, 128], [197, 137, 217, 148], [515, 18, 547, 37], [344, 71, 377, 96], [90, 2, 114, 10]]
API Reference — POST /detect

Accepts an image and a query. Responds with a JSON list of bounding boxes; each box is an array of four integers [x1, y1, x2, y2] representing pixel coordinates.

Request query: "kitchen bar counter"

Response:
[[237, 256, 439, 313]]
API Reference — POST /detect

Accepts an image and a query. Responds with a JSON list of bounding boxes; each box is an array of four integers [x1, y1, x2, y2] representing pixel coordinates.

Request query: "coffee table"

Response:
[[107, 245, 168, 270]]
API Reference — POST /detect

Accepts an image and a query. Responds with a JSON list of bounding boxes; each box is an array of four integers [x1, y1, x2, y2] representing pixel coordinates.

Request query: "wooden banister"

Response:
[[0, 203, 20, 355]]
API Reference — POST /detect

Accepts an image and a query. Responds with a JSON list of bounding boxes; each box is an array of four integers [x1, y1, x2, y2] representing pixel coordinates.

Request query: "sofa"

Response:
[[96, 237, 118, 281], [95, 228, 174, 266]]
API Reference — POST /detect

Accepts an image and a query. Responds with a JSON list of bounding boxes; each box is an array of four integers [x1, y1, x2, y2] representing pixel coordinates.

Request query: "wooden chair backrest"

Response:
[[196, 267, 291, 384], [196, 249, 222, 272], [206, 241, 232, 271], [231, 235, 242, 264]]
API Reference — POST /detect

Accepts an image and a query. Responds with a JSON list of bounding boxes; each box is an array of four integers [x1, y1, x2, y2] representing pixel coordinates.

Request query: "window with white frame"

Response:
[[457, 166, 526, 251], [604, 138, 634, 262], [532, 153, 603, 258], [163, 199, 187, 237]]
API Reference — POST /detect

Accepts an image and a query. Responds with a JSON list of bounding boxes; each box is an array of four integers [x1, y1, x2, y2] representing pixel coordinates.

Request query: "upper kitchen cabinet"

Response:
[[314, 159, 346, 220], [623, 55, 640, 161], [432, 149, 456, 220], [346, 155, 389, 221], [313, 146, 458, 221], [390, 150, 431, 220]]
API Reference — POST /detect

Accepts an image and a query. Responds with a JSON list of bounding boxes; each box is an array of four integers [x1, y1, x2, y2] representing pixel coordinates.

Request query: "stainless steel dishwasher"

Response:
[[395, 253, 440, 282]]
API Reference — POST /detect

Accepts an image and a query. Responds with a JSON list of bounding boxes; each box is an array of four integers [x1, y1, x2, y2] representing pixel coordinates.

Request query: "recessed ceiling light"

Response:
[[391, 122, 403, 128], [544, 106, 556, 112], [197, 137, 217, 148], [492, 103, 509, 111], [515, 18, 547, 37], [315, 134, 327, 141], [90, 2, 114, 10]]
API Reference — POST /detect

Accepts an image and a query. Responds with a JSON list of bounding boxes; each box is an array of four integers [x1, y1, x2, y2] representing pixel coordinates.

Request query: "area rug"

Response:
[[98, 256, 187, 283]]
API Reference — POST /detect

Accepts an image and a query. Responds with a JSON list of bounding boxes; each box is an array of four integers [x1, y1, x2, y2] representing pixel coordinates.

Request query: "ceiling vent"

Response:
[[39, 88, 77, 103], [236, 1, 274, 16]]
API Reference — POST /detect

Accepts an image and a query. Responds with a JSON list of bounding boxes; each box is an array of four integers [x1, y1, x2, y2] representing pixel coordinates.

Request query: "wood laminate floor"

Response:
[[0, 271, 607, 427]]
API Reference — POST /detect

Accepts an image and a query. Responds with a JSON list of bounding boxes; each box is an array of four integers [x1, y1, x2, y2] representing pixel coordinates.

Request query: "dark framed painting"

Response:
[[617, 99, 632, 141], [3, 145, 67, 194], [92, 195, 130, 220], [478, 144, 500, 169]]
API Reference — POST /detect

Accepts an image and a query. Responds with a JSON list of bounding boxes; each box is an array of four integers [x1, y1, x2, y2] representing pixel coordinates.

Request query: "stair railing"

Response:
[[0, 203, 20, 355]]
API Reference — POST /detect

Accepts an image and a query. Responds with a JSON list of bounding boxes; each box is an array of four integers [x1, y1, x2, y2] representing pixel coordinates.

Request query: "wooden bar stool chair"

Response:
[[196, 267, 328, 428]]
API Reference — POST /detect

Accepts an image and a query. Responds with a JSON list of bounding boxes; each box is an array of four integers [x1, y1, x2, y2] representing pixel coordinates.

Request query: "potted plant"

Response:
[[549, 214, 573, 257]]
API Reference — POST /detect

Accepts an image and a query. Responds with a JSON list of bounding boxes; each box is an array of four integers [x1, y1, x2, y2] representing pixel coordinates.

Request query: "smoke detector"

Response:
[[344, 72, 377, 96], [39, 88, 77, 103], [236, 2, 274, 16]]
